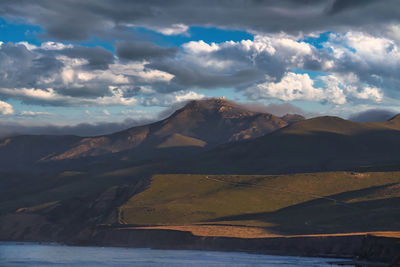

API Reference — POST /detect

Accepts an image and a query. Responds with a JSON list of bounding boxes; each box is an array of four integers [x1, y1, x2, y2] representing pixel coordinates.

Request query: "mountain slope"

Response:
[[186, 115, 400, 173], [50, 98, 294, 161], [0, 135, 82, 170], [0, 98, 302, 169]]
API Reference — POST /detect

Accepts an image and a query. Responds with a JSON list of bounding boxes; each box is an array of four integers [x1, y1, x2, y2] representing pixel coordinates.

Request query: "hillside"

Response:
[[119, 172, 400, 235], [3, 171, 398, 241], [185, 115, 400, 173]]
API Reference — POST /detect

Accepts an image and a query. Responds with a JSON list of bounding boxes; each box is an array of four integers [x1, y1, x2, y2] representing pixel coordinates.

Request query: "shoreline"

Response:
[[2, 228, 398, 266], [0, 241, 362, 267], [1, 218, 399, 265], [69, 227, 400, 266]]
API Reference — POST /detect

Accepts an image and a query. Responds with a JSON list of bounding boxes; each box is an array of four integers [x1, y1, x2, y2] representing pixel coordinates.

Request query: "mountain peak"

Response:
[[177, 98, 256, 119], [184, 97, 239, 109]]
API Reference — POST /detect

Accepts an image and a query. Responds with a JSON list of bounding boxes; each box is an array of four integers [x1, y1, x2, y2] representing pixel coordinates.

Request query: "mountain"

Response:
[[1, 99, 400, 263], [186, 115, 400, 173], [0, 98, 303, 170], [0, 135, 81, 170]]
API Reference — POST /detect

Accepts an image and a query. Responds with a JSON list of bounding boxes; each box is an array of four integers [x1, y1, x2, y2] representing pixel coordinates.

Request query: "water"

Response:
[[0, 242, 350, 266]]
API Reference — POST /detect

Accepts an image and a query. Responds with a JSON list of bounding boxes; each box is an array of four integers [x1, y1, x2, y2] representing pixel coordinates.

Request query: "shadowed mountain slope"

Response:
[[185, 115, 400, 173], [0, 98, 301, 170]]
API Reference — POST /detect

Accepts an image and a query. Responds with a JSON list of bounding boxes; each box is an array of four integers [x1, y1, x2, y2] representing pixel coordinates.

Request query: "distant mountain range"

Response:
[[1, 97, 400, 173], [0, 98, 304, 170]]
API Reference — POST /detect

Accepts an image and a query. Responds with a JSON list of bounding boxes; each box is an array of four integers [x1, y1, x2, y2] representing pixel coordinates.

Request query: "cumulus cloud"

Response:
[[323, 31, 400, 98], [147, 34, 321, 91], [0, 42, 170, 107], [246, 72, 346, 105], [0, 28, 398, 110], [0, 100, 13, 115]]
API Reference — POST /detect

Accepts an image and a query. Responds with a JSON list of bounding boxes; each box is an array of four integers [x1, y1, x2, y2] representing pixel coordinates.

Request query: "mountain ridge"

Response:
[[0, 98, 304, 169], [184, 113, 400, 174]]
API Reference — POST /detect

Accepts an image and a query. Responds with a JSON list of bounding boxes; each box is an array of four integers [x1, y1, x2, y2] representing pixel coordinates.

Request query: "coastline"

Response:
[[69, 227, 400, 266], [2, 226, 399, 266], [0, 241, 358, 266]]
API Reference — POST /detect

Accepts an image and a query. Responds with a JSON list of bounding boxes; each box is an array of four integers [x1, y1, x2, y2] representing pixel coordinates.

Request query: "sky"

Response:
[[0, 0, 400, 136]]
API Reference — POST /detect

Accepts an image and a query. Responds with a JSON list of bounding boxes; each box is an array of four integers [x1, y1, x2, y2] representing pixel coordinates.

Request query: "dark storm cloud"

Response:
[[60, 46, 114, 70], [0, 1, 398, 41], [348, 109, 398, 123], [0, 43, 63, 89], [327, 0, 376, 15], [149, 60, 265, 89], [116, 42, 177, 61]]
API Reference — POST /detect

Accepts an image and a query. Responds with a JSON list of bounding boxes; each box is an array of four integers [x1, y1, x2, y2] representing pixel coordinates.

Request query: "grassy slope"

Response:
[[120, 172, 400, 234]]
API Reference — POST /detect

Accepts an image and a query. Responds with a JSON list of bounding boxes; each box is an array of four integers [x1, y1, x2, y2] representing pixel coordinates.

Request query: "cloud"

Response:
[[150, 24, 189, 36], [0, 87, 138, 107], [247, 72, 347, 105], [140, 90, 205, 107], [147, 35, 319, 91], [0, 100, 13, 115], [1, 1, 399, 41], [0, 0, 400, 124], [348, 109, 398, 123], [19, 111, 53, 116], [0, 28, 397, 110], [327, 0, 375, 15], [0, 42, 141, 106], [60, 46, 114, 70], [116, 41, 178, 61]]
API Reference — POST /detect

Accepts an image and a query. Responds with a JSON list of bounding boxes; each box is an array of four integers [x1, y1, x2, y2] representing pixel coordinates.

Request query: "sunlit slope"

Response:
[[119, 172, 400, 234]]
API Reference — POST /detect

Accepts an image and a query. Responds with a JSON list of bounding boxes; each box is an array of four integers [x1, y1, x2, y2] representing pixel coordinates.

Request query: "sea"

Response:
[[0, 242, 351, 266]]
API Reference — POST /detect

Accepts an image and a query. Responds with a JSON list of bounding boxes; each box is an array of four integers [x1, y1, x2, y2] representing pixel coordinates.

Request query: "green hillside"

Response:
[[120, 172, 400, 234]]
